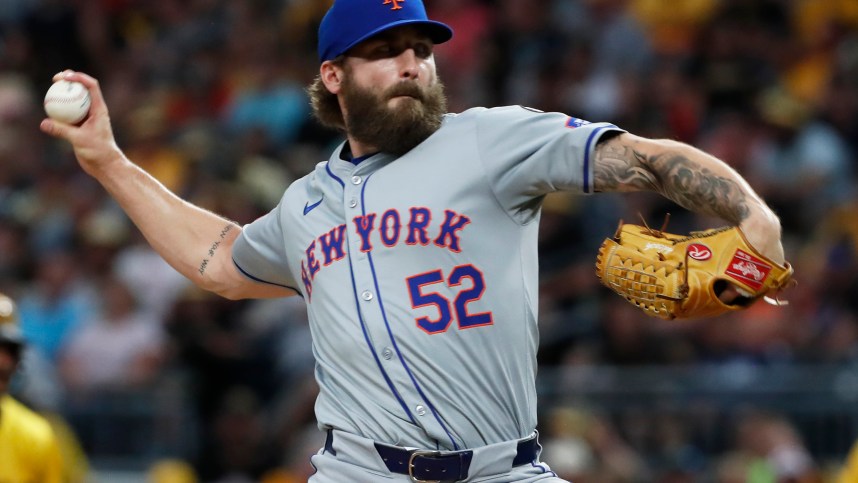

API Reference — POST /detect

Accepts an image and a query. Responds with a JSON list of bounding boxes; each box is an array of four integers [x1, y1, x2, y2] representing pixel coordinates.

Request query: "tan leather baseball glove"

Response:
[[595, 221, 794, 320]]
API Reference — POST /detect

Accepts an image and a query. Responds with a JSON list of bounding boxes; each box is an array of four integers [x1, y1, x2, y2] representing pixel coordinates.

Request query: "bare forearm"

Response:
[[93, 152, 242, 291]]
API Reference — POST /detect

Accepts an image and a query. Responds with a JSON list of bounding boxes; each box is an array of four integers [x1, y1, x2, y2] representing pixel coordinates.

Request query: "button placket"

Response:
[[341, 164, 443, 435], [330, 160, 455, 444]]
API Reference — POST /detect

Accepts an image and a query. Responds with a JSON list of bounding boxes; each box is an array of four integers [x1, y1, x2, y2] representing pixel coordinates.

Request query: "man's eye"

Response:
[[414, 45, 431, 58]]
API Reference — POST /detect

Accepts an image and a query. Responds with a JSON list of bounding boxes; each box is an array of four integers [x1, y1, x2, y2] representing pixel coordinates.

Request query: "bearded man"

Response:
[[41, 0, 786, 481]]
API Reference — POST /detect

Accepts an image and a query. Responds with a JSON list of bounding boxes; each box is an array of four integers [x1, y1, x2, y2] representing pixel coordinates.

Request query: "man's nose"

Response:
[[398, 49, 420, 79]]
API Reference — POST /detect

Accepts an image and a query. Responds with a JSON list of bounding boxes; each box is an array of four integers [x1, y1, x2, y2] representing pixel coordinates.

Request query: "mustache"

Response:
[[383, 82, 427, 102]]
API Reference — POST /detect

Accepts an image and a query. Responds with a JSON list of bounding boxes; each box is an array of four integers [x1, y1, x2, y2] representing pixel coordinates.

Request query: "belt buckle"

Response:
[[408, 449, 442, 483]]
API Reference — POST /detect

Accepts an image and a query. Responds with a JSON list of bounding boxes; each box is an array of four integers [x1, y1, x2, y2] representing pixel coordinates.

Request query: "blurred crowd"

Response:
[[0, 0, 857, 481]]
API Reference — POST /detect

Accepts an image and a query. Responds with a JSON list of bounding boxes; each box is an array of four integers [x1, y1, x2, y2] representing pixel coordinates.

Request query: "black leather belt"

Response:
[[325, 430, 539, 482]]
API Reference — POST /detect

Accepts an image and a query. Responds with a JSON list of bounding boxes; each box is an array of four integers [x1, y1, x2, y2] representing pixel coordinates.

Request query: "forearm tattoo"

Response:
[[199, 224, 234, 275], [594, 140, 751, 225]]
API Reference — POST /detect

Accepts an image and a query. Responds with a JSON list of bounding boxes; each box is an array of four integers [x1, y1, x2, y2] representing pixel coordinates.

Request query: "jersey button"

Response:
[[382, 348, 393, 360], [361, 290, 373, 301], [415, 405, 427, 416], [349, 198, 358, 208], [351, 176, 362, 185]]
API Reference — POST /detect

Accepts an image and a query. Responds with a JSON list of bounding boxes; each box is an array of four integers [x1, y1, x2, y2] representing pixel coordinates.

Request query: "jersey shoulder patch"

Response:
[[564, 116, 592, 128]]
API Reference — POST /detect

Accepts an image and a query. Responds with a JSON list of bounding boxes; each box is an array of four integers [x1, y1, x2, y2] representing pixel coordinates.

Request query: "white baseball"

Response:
[[44, 80, 91, 124]]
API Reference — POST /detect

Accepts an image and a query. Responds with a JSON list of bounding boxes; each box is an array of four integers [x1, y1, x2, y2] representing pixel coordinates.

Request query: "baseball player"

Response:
[[41, 0, 786, 481], [0, 293, 64, 483]]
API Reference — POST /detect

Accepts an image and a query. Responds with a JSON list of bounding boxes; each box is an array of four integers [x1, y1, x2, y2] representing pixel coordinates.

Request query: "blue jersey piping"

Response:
[[346, 205, 417, 425], [583, 124, 619, 193], [325, 162, 345, 188], [360, 175, 460, 450]]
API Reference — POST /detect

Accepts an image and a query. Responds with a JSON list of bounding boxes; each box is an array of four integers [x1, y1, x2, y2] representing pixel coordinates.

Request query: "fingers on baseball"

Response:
[[55, 71, 107, 112], [52, 70, 74, 82]]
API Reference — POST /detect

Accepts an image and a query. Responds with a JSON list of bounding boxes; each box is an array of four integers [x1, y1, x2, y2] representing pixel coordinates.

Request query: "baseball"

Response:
[[44, 80, 91, 124]]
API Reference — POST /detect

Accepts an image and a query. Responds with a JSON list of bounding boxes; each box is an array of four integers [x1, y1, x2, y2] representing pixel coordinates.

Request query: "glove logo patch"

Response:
[[687, 243, 712, 261], [725, 249, 771, 290]]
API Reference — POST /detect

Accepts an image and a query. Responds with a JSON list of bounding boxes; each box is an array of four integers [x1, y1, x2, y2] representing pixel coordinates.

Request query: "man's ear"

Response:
[[320, 61, 345, 95]]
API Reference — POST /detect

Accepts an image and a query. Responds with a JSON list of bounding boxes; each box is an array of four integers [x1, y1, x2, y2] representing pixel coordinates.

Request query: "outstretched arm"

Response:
[[40, 71, 296, 300], [593, 132, 784, 265]]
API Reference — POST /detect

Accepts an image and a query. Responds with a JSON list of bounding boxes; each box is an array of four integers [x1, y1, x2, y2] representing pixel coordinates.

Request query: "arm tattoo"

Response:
[[646, 151, 751, 224], [199, 224, 234, 275], [593, 140, 660, 192], [594, 138, 751, 224]]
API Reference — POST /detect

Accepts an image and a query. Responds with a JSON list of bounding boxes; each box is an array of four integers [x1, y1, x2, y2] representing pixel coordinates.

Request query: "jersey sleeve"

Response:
[[474, 106, 624, 221], [232, 200, 299, 290]]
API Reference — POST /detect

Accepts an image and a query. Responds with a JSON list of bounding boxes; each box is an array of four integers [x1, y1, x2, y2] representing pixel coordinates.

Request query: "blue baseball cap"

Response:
[[318, 0, 454, 63]]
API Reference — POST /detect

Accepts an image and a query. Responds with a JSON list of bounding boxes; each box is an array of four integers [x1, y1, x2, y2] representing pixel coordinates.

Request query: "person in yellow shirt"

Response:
[[0, 292, 63, 483], [838, 439, 858, 483]]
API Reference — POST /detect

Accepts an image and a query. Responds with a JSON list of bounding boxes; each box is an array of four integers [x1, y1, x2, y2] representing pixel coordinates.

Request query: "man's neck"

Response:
[[346, 137, 378, 158], [341, 140, 379, 166]]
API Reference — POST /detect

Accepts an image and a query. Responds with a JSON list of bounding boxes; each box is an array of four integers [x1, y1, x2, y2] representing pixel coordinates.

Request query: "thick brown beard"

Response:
[[340, 76, 447, 157]]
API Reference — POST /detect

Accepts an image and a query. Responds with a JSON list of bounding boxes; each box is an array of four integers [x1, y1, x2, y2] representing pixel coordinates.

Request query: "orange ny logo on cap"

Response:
[[383, 0, 404, 10]]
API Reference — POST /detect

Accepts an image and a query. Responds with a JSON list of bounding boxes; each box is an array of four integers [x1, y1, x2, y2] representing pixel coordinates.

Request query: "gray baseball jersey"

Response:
[[233, 105, 622, 451]]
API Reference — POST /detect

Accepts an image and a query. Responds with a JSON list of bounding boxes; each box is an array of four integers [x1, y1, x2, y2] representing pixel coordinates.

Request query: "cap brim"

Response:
[[340, 19, 453, 58]]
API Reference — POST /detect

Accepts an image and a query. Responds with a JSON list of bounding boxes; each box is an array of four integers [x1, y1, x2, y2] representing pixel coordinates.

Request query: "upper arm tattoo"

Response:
[[593, 136, 660, 192], [594, 136, 751, 224]]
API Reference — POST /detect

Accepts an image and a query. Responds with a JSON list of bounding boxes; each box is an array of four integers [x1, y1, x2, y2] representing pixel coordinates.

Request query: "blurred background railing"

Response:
[[538, 363, 858, 459], [52, 362, 858, 480]]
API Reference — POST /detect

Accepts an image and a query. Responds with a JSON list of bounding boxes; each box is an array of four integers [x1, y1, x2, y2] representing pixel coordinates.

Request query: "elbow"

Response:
[[196, 269, 296, 300], [193, 267, 249, 300], [200, 279, 250, 301], [213, 286, 247, 301]]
